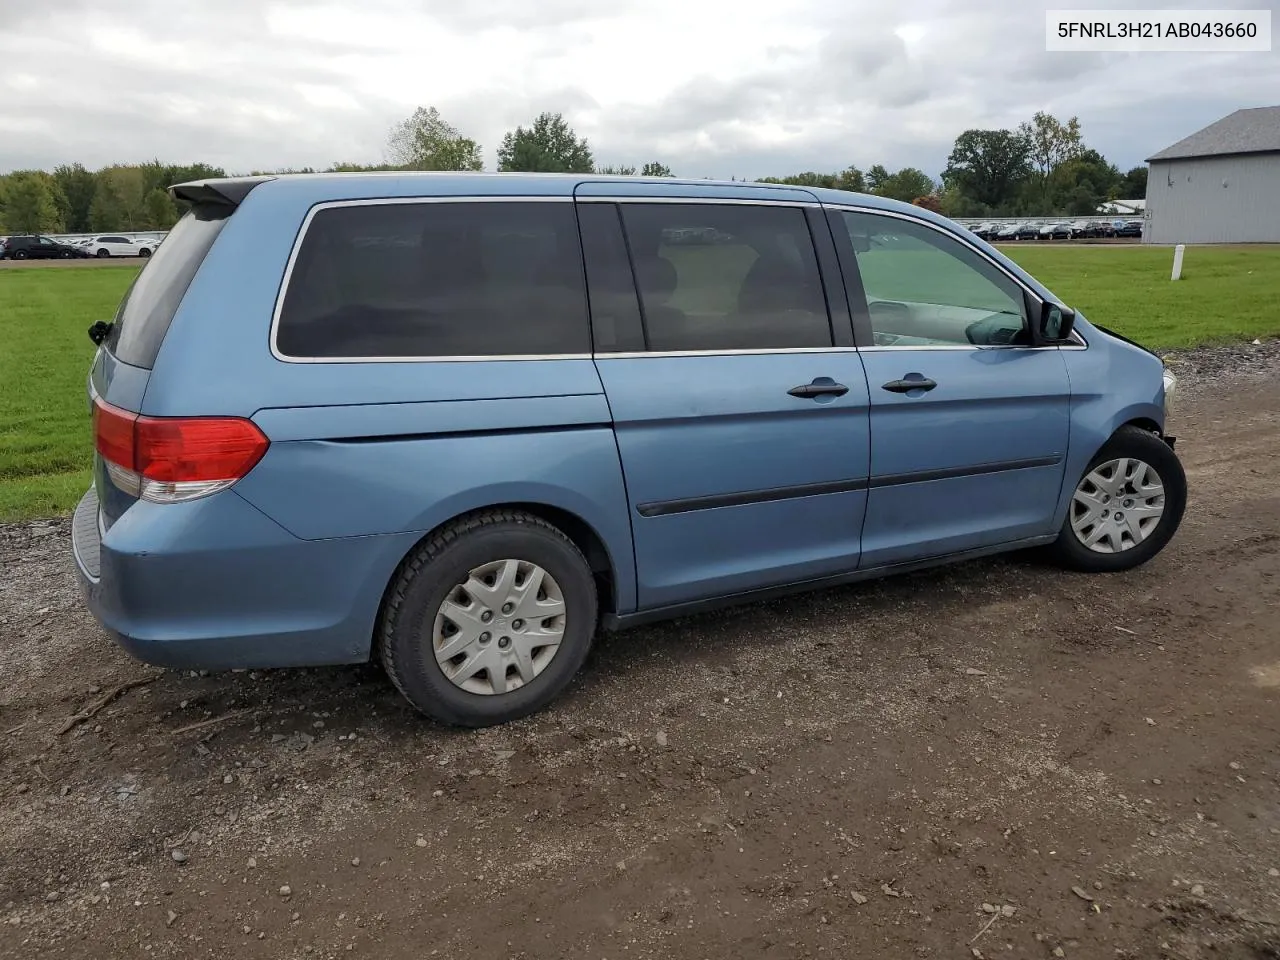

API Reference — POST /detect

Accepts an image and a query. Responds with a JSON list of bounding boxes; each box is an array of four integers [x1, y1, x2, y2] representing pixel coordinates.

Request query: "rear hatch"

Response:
[[88, 193, 266, 529]]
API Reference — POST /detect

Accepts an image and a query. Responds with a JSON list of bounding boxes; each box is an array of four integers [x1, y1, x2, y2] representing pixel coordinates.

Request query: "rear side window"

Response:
[[275, 200, 591, 359], [105, 206, 229, 369], [618, 203, 831, 352]]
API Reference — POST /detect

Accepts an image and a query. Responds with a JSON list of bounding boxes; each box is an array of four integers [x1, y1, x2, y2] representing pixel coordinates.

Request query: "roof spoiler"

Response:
[[168, 176, 276, 209]]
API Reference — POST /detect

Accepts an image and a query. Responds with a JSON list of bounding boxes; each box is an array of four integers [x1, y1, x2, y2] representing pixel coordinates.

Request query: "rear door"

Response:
[[828, 206, 1071, 568], [578, 190, 872, 610]]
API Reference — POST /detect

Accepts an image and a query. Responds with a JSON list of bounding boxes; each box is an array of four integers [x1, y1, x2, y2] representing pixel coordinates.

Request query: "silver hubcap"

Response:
[[432, 559, 566, 696], [1070, 457, 1166, 554]]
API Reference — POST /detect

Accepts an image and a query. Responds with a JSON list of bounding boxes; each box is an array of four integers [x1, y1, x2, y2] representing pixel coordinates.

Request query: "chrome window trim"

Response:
[[595, 344, 1057, 359], [269, 196, 587, 365], [577, 196, 822, 208], [269, 194, 1085, 364], [597, 346, 862, 360], [826, 203, 1088, 350]]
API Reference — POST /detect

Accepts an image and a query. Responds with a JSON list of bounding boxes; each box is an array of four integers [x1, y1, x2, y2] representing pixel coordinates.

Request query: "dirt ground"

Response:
[[2, 342, 1279, 960]]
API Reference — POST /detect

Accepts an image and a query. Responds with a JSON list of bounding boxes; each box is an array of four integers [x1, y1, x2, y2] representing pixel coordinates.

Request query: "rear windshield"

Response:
[[105, 205, 229, 369]]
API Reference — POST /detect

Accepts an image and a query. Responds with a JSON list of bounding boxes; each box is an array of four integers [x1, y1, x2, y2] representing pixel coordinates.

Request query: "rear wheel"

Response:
[[12, 250, 28, 260], [96, 249, 110, 258], [1048, 426, 1186, 572], [379, 509, 597, 727]]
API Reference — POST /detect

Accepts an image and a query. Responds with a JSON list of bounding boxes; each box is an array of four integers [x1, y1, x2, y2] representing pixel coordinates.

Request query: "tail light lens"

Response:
[[93, 397, 269, 503]]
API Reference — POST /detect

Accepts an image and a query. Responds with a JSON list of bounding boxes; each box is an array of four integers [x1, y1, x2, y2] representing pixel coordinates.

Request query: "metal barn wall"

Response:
[[1145, 154, 1280, 244]]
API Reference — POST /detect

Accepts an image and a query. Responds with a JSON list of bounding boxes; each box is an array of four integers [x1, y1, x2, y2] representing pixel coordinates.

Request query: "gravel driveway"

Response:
[[2, 340, 1279, 960]]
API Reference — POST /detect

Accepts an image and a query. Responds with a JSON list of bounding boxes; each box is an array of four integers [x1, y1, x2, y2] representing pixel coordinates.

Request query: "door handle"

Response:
[[788, 380, 850, 399], [881, 377, 938, 394]]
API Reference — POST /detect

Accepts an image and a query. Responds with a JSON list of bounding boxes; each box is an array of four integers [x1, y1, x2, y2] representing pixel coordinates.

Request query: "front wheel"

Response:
[[378, 510, 597, 727], [138, 247, 152, 258], [1048, 426, 1186, 573]]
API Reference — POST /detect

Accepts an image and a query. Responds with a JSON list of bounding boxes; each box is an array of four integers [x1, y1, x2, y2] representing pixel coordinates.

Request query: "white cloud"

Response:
[[0, 0, 1275, 178]]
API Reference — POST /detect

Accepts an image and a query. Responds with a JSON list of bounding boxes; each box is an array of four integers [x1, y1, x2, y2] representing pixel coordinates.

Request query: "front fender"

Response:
[[1056, 324, 1167, 528]]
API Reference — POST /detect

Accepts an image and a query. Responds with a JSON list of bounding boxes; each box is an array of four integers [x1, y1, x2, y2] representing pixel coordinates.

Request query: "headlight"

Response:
[[1162, 369, 1178, 421]]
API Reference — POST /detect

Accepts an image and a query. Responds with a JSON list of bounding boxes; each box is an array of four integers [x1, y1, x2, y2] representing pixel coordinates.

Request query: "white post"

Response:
[[1171, 243, 1185, 281]]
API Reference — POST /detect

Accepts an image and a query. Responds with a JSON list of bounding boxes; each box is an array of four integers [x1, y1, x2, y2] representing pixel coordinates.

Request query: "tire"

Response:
[[59, 249, 72, 259], [378, 509, 597, 727], [96, 249, 110, 258], [1048, 425, 1186, 573], [139, 247, 152, 258], [12, 250, 28, 260]]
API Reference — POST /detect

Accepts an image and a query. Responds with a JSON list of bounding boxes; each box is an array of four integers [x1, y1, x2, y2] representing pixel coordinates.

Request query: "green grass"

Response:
[[0, 245, 1277, 522], [0, 266, 139, 521], [1001, 245, 1280, 347]]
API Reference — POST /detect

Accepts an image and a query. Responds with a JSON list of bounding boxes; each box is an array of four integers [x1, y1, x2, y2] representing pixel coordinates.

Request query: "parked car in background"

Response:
[[0, 235, 88, 260], [994, 222, 1022, 241], [1039, 223, 1073, 240], [71, 171, 1186, 728], [1114, 220, 1144, 239], [1068, 220, 1095, 238], [974, 222, 1002, 240], [79, 235, 157, 258], [1014, 222, 1043, 241]]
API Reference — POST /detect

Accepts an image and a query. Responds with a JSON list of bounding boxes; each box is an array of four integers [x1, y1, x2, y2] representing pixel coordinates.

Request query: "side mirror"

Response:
[[1035, 301, 1075, 344]]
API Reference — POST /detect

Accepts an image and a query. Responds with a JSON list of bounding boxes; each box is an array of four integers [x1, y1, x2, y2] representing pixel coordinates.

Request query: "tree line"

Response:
[[0, 106, 1147, 235]]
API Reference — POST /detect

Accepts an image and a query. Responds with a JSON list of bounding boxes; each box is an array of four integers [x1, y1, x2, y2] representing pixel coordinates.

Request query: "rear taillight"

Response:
[[92, 397, 269, 503]]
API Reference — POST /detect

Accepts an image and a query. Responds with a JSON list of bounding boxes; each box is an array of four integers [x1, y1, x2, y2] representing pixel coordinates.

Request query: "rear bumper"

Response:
[[71, 486, 417, 670]]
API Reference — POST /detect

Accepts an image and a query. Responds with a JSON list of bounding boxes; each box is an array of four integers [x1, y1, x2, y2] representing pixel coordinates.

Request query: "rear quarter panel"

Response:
[[150, 177, 638, 613], [232, 408, 637, 613]]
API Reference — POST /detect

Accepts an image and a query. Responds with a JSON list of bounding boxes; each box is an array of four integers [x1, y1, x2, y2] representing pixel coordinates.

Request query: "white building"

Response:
[[1144, 105, 1280, 244]]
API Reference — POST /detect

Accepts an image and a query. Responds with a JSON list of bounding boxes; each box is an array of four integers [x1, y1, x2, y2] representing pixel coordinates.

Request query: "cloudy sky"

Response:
[[1, 0, 1276, 181]]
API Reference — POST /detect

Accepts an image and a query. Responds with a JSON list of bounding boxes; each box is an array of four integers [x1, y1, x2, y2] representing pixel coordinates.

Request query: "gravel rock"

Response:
[[1191, 884, 1205, 896], [1165, 337, 1280, 393], [850, 892, 868, 905], [981, 902, 996, 914], [279, 885, 291, 897], [655, 731, 668, 747], [170, 849, 187, 864]]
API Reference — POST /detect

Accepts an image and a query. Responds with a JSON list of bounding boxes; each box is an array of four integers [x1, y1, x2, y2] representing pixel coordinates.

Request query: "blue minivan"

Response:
[[72, 173, 1185, 727]]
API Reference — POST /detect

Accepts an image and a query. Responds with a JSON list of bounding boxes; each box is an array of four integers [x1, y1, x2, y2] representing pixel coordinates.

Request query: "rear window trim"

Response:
[[269, 195, 594, 364]]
